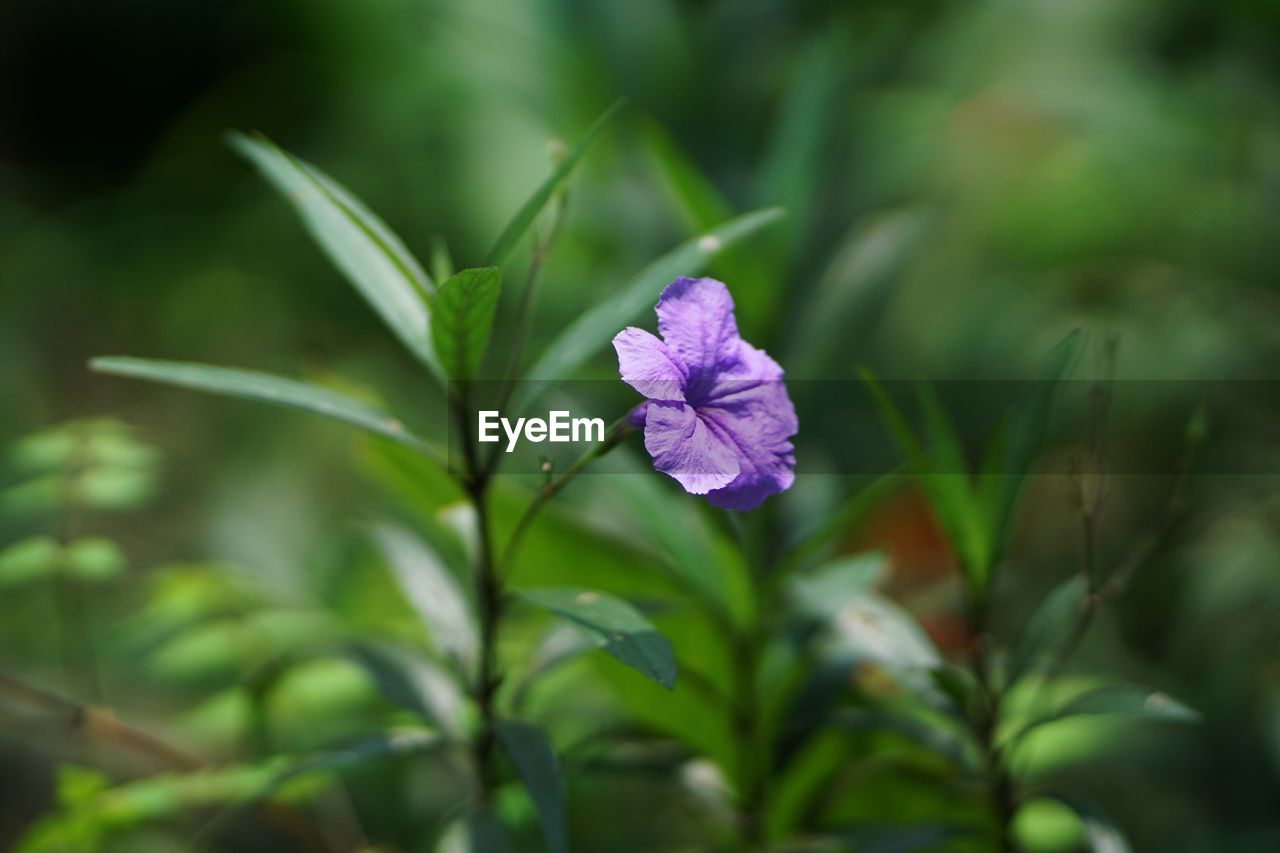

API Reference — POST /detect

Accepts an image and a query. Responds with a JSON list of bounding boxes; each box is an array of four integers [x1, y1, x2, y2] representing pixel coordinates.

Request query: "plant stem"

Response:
[[468, 478, 504, 805], [499, 417, 633, 568], [967, 595, 1018, 851]]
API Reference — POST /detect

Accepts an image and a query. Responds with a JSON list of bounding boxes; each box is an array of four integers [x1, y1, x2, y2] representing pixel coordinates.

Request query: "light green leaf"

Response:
[[90, 358, 435, 457], [62, 537, 127, 581], [513, 207, 785, 413], [790, 552, 887, 619], [0, 536, 61, 586], [486, 99, 626, 267], [229, 132, 438, 374], [430, 235, 455, 285], [431, 268, 503, 381], [495, 720, 566, 853], [1009, 575, 1087, 682], [517, 588, 676, 690], [373, 524, 478, 674]]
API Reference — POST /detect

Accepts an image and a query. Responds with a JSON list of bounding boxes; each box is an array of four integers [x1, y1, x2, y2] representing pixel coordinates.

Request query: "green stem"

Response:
[[499, 417, 633, 568]]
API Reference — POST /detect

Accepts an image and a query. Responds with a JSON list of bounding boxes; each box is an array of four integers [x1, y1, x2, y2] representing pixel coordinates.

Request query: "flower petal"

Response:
[[613, 327, 686, 401], [643, 401, 740, 495], [655, 277, 741, 383], [699, 376, 798, 511]]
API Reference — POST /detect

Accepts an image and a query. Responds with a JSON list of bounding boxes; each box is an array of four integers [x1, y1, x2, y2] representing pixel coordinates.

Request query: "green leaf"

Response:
[[228, 132, 438, 374], [513, 207, 785, 413], [978, 329, 1085, 555], [516, 588, 676, 690], [859, 370, 989, 584], [1009, 575, 1087, 682], [1010, 684, 1199, 749], [349, 641, 466, 737], [641, 116, 732, 231], [486, 99, 626, 267], [62, 537, 127, 581], [789, 552, 887, 619], [430, 235, 455, 285], [0, 536, 61, 586], [431, 268, 503, 381], [372, 524, 478, 674], [495, 721, 566, 853], [90, 358, 435, 457], [786, 209, 931, 374]]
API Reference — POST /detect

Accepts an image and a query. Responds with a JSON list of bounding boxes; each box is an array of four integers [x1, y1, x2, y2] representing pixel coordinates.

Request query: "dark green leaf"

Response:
[[978, 329, 1085, 555], [496, 720, 566, 853], [486, 99, 626, 267], [431, 267, 503, 381], [1011, 684, 1199, 749], [90, 358, 436, 458], [229, 132, 438, 374], [349, 641, 465, 736], [513, 207, 785, 413], [859, 370, 989, 584], [1009, 575, 1087, 682], [517, 588, 676, 690]]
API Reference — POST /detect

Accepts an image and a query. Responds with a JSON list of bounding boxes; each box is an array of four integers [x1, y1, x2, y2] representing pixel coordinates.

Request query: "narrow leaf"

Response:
[[229, 132, 438, 374], [859, 370, 988, 583], [431, 267, 502, 381], [373, 524, 478, 674], [979, 329, 1085, 553], [90, 357, 435, 457], [1011, 684, 1199, 749], [514, 207, 785, 413], [517, 588, 676, 689], [496, 721, 566, 853], [487, 99, 626, 267], [786, 209, 931, 374]]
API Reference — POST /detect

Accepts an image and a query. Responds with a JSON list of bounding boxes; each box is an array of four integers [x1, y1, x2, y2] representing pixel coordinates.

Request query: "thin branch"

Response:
[[0, 669, 199, 770], [499, 417, 633, 569]]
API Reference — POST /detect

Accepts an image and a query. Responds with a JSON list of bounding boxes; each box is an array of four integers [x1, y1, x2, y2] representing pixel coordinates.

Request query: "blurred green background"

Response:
[[2, 0, 1279, 850]]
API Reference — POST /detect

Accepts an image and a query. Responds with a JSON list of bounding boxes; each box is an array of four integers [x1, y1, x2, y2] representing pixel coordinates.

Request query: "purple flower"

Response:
[[612, 277, 797, 511]]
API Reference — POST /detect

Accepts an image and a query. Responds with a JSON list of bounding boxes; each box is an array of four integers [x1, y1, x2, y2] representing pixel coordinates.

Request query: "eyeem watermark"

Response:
[[478, 410, 606, 453]]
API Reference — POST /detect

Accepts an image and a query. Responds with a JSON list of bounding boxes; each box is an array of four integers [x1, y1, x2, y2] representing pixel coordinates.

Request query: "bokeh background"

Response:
[[2, 0, 1279, 850]]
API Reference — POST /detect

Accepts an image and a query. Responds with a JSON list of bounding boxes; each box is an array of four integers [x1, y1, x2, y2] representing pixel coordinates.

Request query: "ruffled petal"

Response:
[[698, 375, 798, 511], [643, 401, 740, 495], [612, 327, 687, 401], [655, 277, 741, 383]]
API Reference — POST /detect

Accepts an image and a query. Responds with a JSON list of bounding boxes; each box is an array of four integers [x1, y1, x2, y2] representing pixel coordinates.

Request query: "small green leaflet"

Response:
[[517, 588, 676, 690], [89, 357, 436, 458], [229, 131, 440, 376], [431, 267, 502, 381], [496, 721, 566, 853]]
